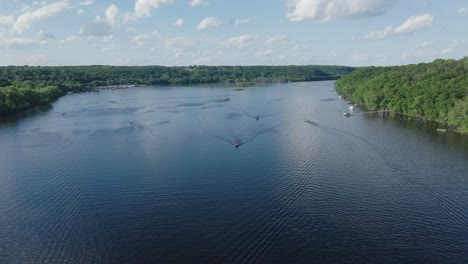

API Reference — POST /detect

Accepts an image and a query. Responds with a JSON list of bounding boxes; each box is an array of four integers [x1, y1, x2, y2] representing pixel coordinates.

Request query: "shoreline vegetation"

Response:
[[336, 58, 468, 134], [0, 65, 354, 117]]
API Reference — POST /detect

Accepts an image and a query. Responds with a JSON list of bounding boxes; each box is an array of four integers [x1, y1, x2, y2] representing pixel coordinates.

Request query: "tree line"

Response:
[[0, 65, 355, 116], [336, 58, 468, 133]]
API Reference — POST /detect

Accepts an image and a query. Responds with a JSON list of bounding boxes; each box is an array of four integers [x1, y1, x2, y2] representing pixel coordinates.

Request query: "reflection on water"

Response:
[[0, 81, 467, 264]]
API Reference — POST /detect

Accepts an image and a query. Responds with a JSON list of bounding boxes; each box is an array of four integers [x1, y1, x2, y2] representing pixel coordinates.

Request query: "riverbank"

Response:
[[0, 64, 355, 117], [336, 58, 468, 134]]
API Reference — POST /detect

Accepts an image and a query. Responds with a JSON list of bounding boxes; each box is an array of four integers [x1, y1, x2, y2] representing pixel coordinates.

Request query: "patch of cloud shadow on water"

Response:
[[225, 112, 243, 120], [22, 131, 69, 147], [112, 126, 136, 135], [176, 102, 207, 107], [167, 109, 184, 114], [72, 129, 92, 135], [83, 107, 145, 117], [89, 129, 112, 138], [151, 121, 170, 126], [200, 104, 225, 110]]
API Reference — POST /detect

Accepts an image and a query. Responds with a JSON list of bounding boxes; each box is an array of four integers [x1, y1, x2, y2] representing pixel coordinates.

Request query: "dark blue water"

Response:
[[0, 81, 467, 264]]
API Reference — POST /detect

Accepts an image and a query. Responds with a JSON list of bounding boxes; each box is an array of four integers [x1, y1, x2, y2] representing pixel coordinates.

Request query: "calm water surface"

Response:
[[0, 81, 467, 264]]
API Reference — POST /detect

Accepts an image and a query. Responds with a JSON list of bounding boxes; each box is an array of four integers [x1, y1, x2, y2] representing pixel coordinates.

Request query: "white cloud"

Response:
[[105, 4, 119, 26], [131, 30, 159, 47], [197, 17, 222, 30], [79, 5, 119, 37], [457, 7, 467, 14], [127, 27, 137, 34], [221, 34, 258, 48], [11, 1, 70, 34], [364, 14, 434, 40], [134, 0, 175, 18], [164, 37, 197, 54], [394, 14, 434, 34], [287, 0, 397, 22], [0, 16, 15, 26], [265, 34, 288, 46], [419, 41, 431, 48], [102, 43, 117, 52], [79, 0, 94, 6], [77, 9, 85, 15], [80, 21, 112, 36], [364, 26, 393, 39], [59, 35, 80, 44], [37, 30, 55, 41], [233, 17, 256, 25], [440, 40, 459, 55], [174, 18, 184, 26], [189, 0, 208, 7], [0, 37, 43, 49]]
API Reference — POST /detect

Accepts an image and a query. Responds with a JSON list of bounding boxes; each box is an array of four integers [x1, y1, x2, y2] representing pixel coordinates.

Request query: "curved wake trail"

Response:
[[234, 105, 304, 121], [200, 118, 291, 148]]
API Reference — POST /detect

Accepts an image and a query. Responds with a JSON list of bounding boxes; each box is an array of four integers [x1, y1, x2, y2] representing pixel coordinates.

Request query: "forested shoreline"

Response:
[[0, 65, 354, 116], [336, 58, 468, 133]]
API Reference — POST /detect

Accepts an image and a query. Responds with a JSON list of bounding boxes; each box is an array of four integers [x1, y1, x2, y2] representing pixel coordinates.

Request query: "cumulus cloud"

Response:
[[11, 1, 70, 34], [287, 0, 397, 22], [221, 34, 258, 48], [419, 41, 431, 48], [79, 0, 94, 6], [37, 30, 55, 41], [133, 0, 174, 18], [0, 16, 15, 26], [79, 5, 119, 37], [77, 9, 86, 15], [59, 35, 80, 44], [364, 26, 393, 39], [265, 34, 288, 46], [105, 4, 119, 26], [189, 0, 208, 7], [102, 43, 117, 52], [232, 17, 256, 25], [80, 21, 112, 36], [457, 8, 467, 14], [0, 37, 43, 49], [164, 37, 197, 55], [440, 40, 459, 55], [364, 14, 434, 40], [394, 14, 434, 34], [174, 18, 184, 26], [127, 27, 137, 34], [197, 17, 222, 30], [131, 30, 159, 47]]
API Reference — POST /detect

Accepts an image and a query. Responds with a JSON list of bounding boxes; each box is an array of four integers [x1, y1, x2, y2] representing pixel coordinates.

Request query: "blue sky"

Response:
[[0, 0, 467, 66]]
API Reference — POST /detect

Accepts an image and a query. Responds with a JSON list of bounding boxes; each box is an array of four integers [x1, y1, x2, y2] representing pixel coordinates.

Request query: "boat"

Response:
[[436, 128, 447, 133], [343, 112, 351, 117]]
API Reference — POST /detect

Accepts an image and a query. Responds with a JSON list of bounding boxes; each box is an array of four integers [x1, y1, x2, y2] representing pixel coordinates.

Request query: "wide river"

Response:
[[0, 81, 466, 264]]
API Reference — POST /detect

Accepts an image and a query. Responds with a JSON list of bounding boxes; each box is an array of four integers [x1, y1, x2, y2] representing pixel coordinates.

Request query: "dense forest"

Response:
[[336, 58, 468, 133], [0, 65, 354, 116]]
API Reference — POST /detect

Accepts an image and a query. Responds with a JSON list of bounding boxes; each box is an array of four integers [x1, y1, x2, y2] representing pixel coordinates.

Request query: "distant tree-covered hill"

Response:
[[0, 65, 355, 116], [336, 58, 468, 133]]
